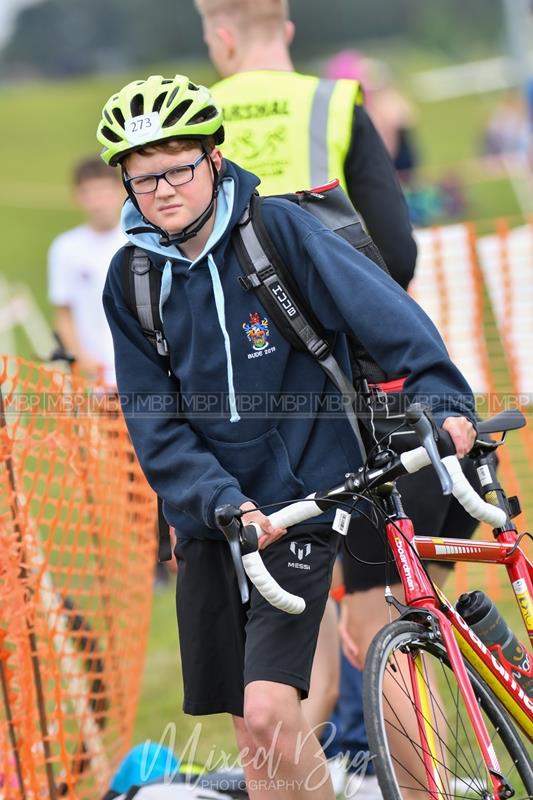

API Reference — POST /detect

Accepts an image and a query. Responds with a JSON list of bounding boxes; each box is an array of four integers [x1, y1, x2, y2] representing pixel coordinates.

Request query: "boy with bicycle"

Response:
[[98, 74, 475, 800]]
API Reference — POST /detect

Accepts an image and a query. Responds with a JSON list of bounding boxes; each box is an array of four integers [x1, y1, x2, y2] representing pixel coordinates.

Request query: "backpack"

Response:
[[121, 180, 405, 557]]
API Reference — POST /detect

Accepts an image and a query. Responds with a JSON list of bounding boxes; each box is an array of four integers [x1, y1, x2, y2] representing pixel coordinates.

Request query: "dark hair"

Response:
[[73, 156, 121, 186]]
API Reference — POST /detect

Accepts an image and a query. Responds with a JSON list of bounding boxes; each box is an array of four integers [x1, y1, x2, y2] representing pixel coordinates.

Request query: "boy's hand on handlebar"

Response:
[[240, 501, 287, 550], [442, 416, 476, 457]]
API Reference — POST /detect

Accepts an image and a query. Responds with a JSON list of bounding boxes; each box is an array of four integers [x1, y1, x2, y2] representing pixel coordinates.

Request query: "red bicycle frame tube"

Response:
[[385, 518, 533, 768], [414, 533, 533, 648]]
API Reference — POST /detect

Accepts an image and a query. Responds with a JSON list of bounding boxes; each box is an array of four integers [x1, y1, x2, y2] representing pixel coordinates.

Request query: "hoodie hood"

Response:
[[120, 159, 261, 424]]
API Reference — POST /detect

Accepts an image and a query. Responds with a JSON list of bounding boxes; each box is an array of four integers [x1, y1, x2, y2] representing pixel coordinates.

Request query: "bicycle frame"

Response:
[[216, 406, 533, 796], [383, 511, 533, 798], [415, 533, 533, 650]]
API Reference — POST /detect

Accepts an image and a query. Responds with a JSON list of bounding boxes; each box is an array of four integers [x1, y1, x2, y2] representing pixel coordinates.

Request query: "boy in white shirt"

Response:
[[47, 156, 126, 383]]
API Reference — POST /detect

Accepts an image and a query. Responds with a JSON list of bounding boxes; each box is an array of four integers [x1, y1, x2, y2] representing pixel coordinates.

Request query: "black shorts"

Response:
[[174, 524, 338, 717], [342, 458, 479, 592]]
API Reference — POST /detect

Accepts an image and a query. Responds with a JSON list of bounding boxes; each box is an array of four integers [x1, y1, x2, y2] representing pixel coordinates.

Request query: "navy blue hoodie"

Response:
[[103, 160, 475, 540]]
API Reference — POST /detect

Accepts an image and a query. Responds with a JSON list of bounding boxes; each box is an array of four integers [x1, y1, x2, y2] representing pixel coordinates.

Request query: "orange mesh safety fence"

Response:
[[412, 220, 533, 603], [0, 356, 157, 799], [1, 218, 533, 796]]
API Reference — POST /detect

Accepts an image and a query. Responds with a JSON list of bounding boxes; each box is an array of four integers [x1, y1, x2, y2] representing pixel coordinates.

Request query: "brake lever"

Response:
[[473, 435, 503, 452], [215, 505, 259, 604], [405, 403, 453, 495]]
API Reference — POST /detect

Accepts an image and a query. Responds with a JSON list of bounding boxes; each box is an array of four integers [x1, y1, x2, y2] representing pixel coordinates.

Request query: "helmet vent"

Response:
[[165, 86, 180, 108], [163, 99, 193, 127], [112, 107, 126, 127], [130, 94, 144, 117], [188, 82, 199, 91], [188, 105, 218, 125], [162, 79, 173, 84], [103, 109, 113, 124], [152, 92, 167, 114], [100, 125, 122, 143]]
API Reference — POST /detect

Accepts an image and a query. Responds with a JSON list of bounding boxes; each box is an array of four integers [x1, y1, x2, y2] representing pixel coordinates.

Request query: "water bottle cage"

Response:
[[487, 641, 533, 682]]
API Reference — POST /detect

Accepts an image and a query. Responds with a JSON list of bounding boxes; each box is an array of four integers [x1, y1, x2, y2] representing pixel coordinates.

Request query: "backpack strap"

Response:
[[233, 194, 367, 459], [156, 495, 172, 562], [234, 199, 328, 358], [120, 246, 172, 562], [122, 246, 169, 359]]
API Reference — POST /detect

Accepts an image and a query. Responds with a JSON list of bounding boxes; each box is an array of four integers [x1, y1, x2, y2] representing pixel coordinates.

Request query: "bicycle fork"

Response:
[[411, 608, 514, 800]]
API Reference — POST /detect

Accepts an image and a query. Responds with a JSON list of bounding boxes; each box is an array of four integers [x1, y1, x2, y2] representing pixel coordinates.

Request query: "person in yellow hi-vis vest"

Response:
[[195, 0, 417, 290], [193, 4, 480, 797], [193, 0, 420, 749]]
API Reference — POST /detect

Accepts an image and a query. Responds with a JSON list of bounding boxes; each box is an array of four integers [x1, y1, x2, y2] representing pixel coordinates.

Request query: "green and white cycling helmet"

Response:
[[97, 74, 224, 167]]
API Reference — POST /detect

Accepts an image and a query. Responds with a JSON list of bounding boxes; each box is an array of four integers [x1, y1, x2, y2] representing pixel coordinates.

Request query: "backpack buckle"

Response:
[[131, 253, 150, 275], [238, 274, 262, 291], [309, 338, 330, 359], [155, 331, 169, 356], [256, 265, 275, 281]]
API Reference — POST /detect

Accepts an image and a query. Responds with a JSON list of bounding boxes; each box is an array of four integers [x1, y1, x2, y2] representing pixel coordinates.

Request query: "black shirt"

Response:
[[344, 105, 417, 290]]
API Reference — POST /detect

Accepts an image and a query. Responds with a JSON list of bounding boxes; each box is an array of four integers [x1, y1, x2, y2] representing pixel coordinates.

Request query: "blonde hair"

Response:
[[195, 0, 289, 36]]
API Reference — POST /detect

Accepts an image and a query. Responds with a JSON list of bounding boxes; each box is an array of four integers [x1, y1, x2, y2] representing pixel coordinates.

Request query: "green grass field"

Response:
[[1, 51, 531, 769], [0, 55, 526, 326]]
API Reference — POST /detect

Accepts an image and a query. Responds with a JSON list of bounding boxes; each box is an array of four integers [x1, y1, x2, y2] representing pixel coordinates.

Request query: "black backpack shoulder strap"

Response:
[[120, 245, 172, 562], [233, 194, 331, 358], [232, 194, 366, 458], [121, 245, 169, 359]]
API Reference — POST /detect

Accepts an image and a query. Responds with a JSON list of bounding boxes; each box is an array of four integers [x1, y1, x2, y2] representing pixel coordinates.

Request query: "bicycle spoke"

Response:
[[384, 713, 484, 796], [419, 651, 489, 795], [385, 648, 489, 792], [364, 622, 533, 800]]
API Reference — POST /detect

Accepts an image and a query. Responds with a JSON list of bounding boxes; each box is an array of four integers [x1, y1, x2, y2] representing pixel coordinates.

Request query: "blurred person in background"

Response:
[[324, 49, 419, 186], [196, 0, 417, 290], [47, 156, 126, 384], [481, 90, 531, 163], [324, 48, 467, 226], [48, 157, 172, 587]]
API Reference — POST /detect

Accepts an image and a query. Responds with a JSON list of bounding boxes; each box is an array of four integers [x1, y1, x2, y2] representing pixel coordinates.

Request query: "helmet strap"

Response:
[[159, 151, 219, 247], [123, 146, 220, 248]]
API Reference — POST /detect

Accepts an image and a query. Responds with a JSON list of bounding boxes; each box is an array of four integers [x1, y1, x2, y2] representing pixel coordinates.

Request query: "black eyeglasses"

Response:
[[125, 152, 208, 195]]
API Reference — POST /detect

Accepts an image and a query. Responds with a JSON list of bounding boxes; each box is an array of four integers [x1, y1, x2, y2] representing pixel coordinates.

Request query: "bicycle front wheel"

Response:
[[363, 620, 533, 800]]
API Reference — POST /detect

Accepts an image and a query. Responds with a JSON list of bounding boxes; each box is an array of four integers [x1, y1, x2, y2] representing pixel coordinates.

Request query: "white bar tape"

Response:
[[242, 552, 306, 615], [268, 494, 323, 529], [442, 455, 507, 528], [400, 446, 432, 473]]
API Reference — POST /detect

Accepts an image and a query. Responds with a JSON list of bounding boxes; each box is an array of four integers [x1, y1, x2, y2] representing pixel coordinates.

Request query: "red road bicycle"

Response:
[[216, 404, 533, 799]]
